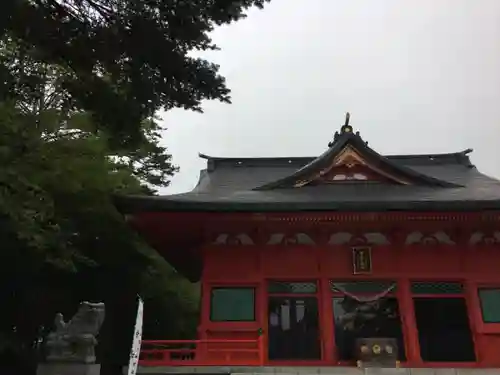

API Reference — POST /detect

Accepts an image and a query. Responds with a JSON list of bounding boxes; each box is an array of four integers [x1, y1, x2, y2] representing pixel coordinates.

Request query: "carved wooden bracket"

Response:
[[405, 231, 455, 245], [213, 233, 254, 245], [267, 233, 316, 245], [469, 231, 500, 245], [328, 232, 390, 245]]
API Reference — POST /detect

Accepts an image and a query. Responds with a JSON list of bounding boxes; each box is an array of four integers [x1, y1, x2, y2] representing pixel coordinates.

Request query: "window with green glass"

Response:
[[210, 287, 255, 322], [478, 288, 500, 323], [411, 281, 463, 295]]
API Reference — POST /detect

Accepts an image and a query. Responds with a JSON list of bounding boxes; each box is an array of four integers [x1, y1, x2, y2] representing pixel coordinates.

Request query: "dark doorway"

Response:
[[333, 296, 406, 362], [267, 297, 321, 360], [413, 298, 475, 362]]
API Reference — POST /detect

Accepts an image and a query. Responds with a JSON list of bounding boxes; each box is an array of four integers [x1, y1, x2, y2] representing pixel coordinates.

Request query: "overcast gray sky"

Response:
[[159, 0, 500, 195]]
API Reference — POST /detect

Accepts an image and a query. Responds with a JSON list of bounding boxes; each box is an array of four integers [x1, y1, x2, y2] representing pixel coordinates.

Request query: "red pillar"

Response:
[[398, 278, 421, 365], [320, 276, 335, 363], [464, 280, 481, 363], [257, 245, 268, 363]]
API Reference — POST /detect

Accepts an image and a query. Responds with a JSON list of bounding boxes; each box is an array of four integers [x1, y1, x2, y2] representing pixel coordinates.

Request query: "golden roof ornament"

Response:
[[328, 112, 353, 147], [341, 112, 352, 133]]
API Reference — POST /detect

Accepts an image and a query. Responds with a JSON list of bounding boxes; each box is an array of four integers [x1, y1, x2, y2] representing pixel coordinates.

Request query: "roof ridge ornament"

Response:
[[329, 112, 353, 147], [341, 112, 352, 133]]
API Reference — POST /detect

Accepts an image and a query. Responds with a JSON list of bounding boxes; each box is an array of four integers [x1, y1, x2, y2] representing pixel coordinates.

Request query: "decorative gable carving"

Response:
[[405, 231, 455, 245], [294, 146, 412, 187], [331, 173, 368, 181]]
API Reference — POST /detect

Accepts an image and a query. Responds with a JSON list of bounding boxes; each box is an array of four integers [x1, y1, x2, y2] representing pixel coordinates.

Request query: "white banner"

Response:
[[127, 296, 144, 375]]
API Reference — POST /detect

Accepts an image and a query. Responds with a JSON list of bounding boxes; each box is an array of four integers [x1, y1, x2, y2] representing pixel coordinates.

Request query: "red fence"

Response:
[[139, 337, 264, 366]]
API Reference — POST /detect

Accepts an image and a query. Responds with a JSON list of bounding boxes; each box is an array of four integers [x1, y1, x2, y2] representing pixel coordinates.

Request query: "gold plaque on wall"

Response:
[[352, 246, 372, 274]]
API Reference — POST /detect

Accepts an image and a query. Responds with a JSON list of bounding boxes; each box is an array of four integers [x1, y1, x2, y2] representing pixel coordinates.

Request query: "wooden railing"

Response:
[[139, 337, 264, 366]]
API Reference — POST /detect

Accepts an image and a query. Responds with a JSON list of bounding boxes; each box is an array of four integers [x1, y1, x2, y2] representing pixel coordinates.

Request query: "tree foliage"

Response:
[[0, 37, 178, 191], [0, 37, 197, 375], [1, 0, 270, 146], [0, 1, 273, 371]]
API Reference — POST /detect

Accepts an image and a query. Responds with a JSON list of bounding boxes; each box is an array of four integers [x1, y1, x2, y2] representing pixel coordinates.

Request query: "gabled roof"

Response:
[[115, 115, 500, 213], [254, 119, 460, 190]]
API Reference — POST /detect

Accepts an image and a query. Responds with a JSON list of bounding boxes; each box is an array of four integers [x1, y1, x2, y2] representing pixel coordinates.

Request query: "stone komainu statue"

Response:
[[45, 301, 105, 364]]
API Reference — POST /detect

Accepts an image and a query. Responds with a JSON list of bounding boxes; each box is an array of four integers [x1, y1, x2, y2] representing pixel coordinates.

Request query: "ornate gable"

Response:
[[294, 145, 411, 187], [255, 113, 460, 191]]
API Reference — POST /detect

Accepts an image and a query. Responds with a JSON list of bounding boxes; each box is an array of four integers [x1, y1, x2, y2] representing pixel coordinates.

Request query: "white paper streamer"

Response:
[[127, 296, 144, 375]]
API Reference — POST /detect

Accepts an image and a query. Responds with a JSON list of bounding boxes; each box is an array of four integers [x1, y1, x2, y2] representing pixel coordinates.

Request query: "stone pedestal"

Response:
[[37, 363, 100, 375], [37, 301, 105, 375]]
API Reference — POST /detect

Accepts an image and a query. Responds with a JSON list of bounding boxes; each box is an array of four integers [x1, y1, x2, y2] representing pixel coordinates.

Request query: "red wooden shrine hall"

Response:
[[116, 115, 500, 368]]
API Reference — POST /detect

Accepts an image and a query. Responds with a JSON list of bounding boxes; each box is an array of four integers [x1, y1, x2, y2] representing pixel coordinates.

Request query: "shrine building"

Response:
[[116, 116, 500, 369]]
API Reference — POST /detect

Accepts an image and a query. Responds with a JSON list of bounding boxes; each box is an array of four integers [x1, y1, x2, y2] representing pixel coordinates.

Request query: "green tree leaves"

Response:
[[0, 0, 273, 368], [1, 0, 270, 147], [0, 36, 195, 372]]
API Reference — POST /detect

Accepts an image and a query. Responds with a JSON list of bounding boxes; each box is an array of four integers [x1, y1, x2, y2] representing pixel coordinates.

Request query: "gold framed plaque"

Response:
[[352, 246, 372, 274]]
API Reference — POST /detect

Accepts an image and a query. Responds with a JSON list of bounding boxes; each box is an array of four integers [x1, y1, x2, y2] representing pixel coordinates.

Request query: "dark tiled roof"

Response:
[[254, 129, 461, 189], [115, 128, 500, 213]]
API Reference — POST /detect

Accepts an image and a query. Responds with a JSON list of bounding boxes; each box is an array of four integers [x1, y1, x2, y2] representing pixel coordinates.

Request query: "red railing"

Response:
[[139, 337, 264, 366]]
